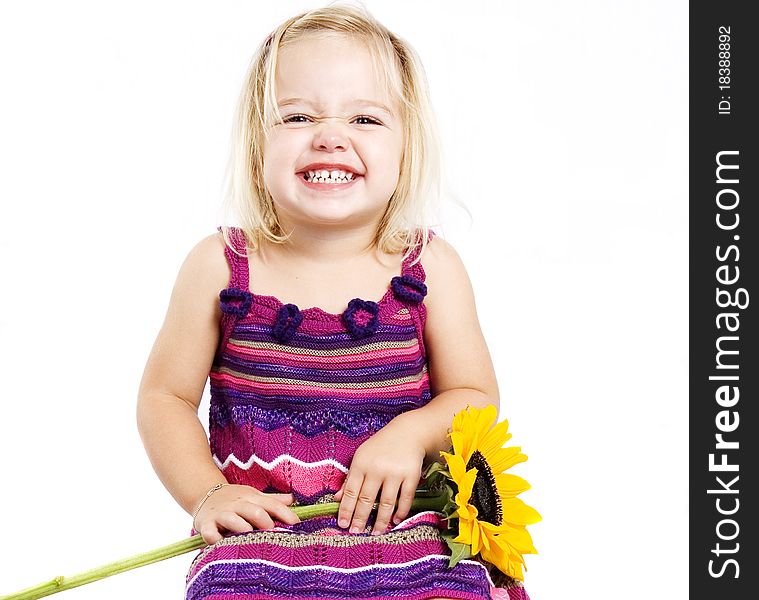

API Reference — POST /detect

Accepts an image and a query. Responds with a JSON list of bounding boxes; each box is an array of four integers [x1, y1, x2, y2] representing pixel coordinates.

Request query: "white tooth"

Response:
[[346, 172, 353, 180], [320, 170, 329, 178], [329, 170, 338, 179], [308, 170, 315, 179]]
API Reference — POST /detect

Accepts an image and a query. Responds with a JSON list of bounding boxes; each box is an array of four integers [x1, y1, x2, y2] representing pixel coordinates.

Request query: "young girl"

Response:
[[137, 4, 527, 599]]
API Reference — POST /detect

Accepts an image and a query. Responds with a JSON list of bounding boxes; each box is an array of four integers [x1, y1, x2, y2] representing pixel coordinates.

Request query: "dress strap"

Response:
[[395, 229, 435, 359], [214, 226, 252, 363], [222, 226, 250, 290], [401, 229, 435, 279]]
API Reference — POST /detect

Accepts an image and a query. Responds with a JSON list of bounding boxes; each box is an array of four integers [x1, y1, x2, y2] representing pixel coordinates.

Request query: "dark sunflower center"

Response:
[[465, 450, 503, 526]]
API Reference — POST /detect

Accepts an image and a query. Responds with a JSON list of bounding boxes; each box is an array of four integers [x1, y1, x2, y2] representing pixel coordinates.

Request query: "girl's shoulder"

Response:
[[174, 231, 231, 297], [420, 235, 472, 296], [191, 229, 228, 256]]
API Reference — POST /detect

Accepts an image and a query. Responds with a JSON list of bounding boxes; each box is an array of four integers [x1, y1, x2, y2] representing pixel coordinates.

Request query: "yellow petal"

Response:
[[460, 466, 477, 496], [452, 407, 467, 433], [496, 524, 538, 554], [494, 473, 532, 498], [487, 447, 528, 473], [478, 541, 499, 567], [457, 424, 474, 460], [479, 525, 491, 552], [478, 418, 512, 456], [472, 405, 497, 441], [491, 539, 527, 580], [455, 496, 472, 519], [456, 496, 478, 520], [453, 515, 473, 545], [507, 560, 525, 581], [481, 540, 523, 581], [501, 498, 542, 526], [470, 517, 481, 555], [450, 431, 466, 462], [445, 452, 468, 484], [474, 403, 498, 426], [454, 467, 477, 512], [478, 519, 509, 535], [456, 405, 491, 459]]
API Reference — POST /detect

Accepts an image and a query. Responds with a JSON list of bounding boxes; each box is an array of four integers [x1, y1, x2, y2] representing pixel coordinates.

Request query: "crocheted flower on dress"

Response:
[[219, 287, 254, 317], [390, 275, 427, 304], [342, 298, 380, 339], [272, 303, 303, 343]]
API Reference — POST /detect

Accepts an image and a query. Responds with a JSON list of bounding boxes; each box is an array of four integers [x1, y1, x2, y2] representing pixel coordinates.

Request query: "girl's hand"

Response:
[[194, 484, 301, 545], [333, 416, 427, 536]]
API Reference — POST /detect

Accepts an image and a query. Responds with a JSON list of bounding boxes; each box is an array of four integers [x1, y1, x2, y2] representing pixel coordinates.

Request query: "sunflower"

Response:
[[438, 404, 541, 581]]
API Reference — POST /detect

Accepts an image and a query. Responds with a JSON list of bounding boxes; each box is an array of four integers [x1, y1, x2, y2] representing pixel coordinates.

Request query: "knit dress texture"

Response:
[[185, 227, 529, 600]]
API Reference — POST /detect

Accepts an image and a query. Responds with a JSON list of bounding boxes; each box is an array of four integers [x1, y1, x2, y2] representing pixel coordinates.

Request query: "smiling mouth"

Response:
[[301, 169, 357, 184]]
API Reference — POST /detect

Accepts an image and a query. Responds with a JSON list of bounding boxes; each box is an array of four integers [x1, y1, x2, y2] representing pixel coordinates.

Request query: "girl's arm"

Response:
[[396, 235, 500, 461], [335, 236, 498, 534], [137, 234, 228, 514], [136, 233, 299, 543]]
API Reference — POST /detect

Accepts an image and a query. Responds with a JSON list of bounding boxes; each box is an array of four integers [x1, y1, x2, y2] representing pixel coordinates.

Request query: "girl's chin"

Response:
[[273, 201, 386, 230]]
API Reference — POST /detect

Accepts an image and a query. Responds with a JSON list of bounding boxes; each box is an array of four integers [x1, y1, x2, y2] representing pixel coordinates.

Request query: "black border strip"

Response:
[[690, 2, 757, 597]]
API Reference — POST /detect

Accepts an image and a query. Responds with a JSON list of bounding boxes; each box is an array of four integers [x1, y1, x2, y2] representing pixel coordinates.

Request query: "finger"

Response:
[[333, 481, 346, 501], [250, 491, 300, 523], [217, 511, 256, 535], [350, 477, 382, 534], [256, 495, 301, 525], [337, 471, 364, 529], [237, 502, 276, 530], [393, 476, 418, 525], [199, 522, 223, 545], [371, 478, 401, 536]]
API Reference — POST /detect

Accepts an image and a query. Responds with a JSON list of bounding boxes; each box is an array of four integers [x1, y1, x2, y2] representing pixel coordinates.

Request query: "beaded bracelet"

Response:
[[191, 483, 229, 531]]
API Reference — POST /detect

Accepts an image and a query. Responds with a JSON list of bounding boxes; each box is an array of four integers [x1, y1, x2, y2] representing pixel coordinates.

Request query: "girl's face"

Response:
[[263, 35, 404, 232]]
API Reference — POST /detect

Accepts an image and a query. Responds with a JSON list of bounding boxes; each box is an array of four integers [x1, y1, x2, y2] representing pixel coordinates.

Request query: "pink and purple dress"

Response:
[[185, 227, 528, 600]]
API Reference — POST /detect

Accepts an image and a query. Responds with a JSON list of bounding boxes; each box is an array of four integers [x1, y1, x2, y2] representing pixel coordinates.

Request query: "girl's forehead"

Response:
[[279, 32, 371, 62], [275, 34, 401, 111]]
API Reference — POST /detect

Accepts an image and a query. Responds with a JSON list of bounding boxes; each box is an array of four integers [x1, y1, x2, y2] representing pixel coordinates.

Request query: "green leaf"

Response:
[[443, 538, 472, 568], [440, 515, 456, 532], [425, 471, 455, 499], [446, 484, 456, 498], [443, 501, 458, 517], [424, 473, 441, 488], [423, 461, 446, 478]]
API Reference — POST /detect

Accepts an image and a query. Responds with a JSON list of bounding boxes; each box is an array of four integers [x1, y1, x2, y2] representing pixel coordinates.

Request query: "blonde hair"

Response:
[[220, 2, 442, 264]]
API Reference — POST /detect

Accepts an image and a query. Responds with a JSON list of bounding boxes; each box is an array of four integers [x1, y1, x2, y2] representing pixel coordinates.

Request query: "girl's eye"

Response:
[[281, 114, 382, 125], [354, 115, 381, 125], [283, 114, 310, 123]]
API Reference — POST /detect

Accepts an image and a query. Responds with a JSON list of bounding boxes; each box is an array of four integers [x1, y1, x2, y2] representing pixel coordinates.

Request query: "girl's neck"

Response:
[[271, 223, 381, 265]]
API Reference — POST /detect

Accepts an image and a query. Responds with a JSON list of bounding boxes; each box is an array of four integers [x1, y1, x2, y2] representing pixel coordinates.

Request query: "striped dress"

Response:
[[185, 227, 528, 600]]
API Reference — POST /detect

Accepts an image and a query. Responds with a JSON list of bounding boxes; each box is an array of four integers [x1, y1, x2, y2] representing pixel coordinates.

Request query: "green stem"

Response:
[[1, 491, 449, 600], [0, 535, 206, 600]]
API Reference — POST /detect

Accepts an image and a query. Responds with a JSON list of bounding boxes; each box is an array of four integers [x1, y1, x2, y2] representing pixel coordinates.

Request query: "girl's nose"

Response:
[[312, 121, 350, 152]]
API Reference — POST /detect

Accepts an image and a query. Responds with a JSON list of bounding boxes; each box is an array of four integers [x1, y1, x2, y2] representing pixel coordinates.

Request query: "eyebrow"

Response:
[[277, 97, 394, 117]]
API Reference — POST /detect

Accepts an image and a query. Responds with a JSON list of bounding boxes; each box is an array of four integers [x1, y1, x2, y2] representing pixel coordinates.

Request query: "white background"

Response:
[[0, 1, 687, 598]]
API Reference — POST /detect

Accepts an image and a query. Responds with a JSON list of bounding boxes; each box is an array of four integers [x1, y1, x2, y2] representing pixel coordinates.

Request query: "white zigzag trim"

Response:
[[186, 554, 494, 591], [213, 452, 349, 474]]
